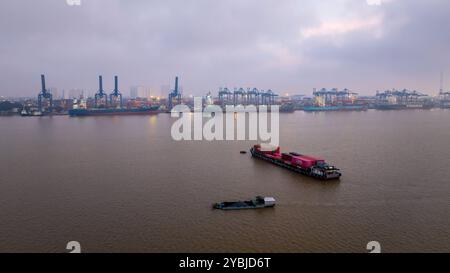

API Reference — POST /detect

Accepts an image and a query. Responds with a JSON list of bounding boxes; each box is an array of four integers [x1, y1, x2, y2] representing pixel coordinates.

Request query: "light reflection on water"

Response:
[[0, 110, 449, 253]]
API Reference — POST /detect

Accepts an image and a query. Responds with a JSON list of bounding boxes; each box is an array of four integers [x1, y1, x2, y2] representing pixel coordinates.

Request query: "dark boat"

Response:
[[69, 106, 161, 117], [303, 105, 368, 112], [250, 144, 341, 180], [213, 196, 276, 210], [280, 103, 295, 113], [374, 104, 407, 110]]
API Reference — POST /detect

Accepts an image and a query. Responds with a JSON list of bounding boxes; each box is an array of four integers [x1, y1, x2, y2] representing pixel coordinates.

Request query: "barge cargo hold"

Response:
[[250, 144, 341, 180], [214, 196, 276, 210]]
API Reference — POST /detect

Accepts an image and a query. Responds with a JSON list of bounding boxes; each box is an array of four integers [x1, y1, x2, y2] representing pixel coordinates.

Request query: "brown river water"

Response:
[[0, 109, 449, 253]]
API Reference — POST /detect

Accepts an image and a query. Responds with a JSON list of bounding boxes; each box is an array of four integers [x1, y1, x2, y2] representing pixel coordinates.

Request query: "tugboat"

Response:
[[21, 108, 43, 117], [250, 144, 341, 180], [213, 196, 276, 210]]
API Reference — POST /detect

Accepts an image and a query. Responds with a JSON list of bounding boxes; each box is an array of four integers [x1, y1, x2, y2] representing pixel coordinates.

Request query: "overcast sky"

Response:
[[1, 0, 449, 97]]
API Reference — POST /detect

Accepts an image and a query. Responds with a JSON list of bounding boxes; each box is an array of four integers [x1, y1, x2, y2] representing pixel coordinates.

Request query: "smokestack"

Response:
[[114, 76, 118, 92], [99, 76, 103, 92], [175, 76, 179, 93], [41, 74, 46, 92]]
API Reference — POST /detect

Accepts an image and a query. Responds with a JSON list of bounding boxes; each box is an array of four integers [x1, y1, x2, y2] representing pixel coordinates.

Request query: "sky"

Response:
[[1, 0, 449, 97]]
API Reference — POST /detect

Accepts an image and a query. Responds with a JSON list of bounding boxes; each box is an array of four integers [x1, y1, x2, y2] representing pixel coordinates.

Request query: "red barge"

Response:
[[250, 144, 341, 180]]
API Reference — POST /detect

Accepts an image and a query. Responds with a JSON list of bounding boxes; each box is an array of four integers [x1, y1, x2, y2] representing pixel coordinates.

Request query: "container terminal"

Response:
[[68, 76, 161, 117], [303, 88, 368, 112], [250, 144, 342, 180], [374, 89, 434, 110], [5, 74, 450, 117]]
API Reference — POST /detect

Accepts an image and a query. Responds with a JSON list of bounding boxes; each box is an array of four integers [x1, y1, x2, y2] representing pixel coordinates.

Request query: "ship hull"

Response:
[[69, 108, 161, 117], [214, 202, 273, 210], [303, 105, 367, 112], [441, 102, 450, 109], [214, 196, 275, 210], [375, 104, 433, 110], [250, 148, 341, 181]]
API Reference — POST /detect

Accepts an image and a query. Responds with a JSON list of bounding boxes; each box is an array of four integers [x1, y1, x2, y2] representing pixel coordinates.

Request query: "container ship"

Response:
[[375, 103, 434, 110], [442, 101, 450, 109], [69, 106, 161, 117], [250, 144, 341, 180], [303, 104, 367, 112], [375, 104, 403, 110]]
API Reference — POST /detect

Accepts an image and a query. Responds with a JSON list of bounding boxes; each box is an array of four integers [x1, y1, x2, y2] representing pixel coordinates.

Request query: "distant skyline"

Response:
[[1, 0, 450, 97]]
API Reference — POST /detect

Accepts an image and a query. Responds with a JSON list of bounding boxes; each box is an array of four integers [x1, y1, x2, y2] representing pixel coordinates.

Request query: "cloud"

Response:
[[300, 16, 383, 39], [366, 0, 382, 6], [0, 0, 449, 97]]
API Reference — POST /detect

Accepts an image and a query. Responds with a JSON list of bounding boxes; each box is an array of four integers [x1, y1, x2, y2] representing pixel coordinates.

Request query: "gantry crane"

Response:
[[110, 76, 123, 108], [233, 88, 247, 105], [95, 76, 108, 108], [218, 87, 233, 106], [168, 76, 182, 110], [260, 89, 277, 105], [37, 74, 53, 113], [247, 88, 260, 106]]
